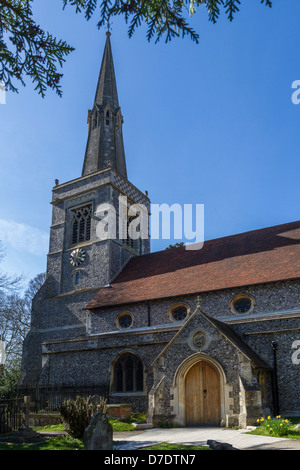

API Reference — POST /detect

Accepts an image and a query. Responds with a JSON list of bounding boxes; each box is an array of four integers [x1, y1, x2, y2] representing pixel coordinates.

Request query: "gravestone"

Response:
[[82, 411, 113, 450], [90, 395, 101, 406]]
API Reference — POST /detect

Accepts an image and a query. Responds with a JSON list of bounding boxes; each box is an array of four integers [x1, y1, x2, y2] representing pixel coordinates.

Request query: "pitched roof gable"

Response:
[[86, 220, 300, 309], [152, 303, 271, 369]]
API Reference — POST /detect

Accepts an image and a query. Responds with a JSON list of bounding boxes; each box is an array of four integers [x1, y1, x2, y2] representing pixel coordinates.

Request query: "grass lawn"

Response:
[[0, 419, 209, 450], [0, 418, 138, 450], [0, 437, 210, 451], [1, 415, 299, 450], [0, 435, 84, 451], [248, 427, 300, 439], [110, 419, 136, 432], [0, 437, 209, 451]]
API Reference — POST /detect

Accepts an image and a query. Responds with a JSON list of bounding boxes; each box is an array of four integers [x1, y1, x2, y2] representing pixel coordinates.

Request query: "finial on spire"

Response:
[[106, 20, 112, 36]]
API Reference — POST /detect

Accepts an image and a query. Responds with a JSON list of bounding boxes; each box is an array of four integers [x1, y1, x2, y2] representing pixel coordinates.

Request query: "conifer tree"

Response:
[[0, 0, 272, 97]]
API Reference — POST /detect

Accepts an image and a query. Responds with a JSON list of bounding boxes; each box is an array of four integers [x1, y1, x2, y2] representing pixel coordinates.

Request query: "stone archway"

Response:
[[172, 353, 231, 427]]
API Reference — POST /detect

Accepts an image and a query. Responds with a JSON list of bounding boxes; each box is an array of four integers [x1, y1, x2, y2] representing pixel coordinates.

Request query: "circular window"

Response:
[[116, 313, 133, 329], [169, 304, 189, 322], [231, 295, 254, 314]]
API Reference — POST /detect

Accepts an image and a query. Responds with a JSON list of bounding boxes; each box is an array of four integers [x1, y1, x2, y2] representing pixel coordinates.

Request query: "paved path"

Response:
[[113, 427, 300, 450]]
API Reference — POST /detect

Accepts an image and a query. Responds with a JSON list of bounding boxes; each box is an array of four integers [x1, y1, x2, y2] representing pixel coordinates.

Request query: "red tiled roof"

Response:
[[86, 221, 300, 309]]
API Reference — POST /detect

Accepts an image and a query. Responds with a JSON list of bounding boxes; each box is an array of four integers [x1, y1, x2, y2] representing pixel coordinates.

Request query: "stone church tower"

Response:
[[19, 32, 150, 391], [47, 31, 150, 299]]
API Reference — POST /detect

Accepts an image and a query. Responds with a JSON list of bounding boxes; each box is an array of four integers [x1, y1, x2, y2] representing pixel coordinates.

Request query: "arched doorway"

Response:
[[185, 360, 221, 426]]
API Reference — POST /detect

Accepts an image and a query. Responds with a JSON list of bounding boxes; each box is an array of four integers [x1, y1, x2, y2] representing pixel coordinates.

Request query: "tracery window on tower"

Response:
[[121, 200, 139, 252], [71, 204, 92, 245], [122, 215, 136, 250], [113, 353, 144, 393]]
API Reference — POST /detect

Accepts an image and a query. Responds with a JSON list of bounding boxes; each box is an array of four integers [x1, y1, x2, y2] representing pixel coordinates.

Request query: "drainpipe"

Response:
[[147, 302, 151, 327], [271, 341, 280, 416]]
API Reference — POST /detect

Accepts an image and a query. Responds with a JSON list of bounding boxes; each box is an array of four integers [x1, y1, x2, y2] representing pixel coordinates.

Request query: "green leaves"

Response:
[[0, 0, 273, 97], [191, 0, 271, 24], [0, 0, 74, 97], [64, 0, 272, 44], [59, 395, 106, 439]]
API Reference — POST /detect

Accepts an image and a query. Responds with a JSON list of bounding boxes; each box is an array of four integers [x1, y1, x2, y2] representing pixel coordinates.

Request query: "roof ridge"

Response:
[[85, 220, 300, 309], [117, 219, 300, 262]]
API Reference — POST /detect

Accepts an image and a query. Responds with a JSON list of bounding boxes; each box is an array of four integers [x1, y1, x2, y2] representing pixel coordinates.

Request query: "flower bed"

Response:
[[256, 415, 290, 437]]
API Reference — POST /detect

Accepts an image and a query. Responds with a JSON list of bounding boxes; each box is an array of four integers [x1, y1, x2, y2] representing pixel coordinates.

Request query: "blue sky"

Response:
[[0, 0, 299, 286]]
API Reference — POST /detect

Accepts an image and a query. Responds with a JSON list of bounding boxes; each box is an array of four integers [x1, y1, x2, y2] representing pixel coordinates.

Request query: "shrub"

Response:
[[59, 395, 106, 439], [256, 415, 291, 437]]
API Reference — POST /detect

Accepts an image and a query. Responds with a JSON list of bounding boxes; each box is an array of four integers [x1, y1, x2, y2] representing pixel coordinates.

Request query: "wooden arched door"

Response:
[[185, 360, 221, 426]]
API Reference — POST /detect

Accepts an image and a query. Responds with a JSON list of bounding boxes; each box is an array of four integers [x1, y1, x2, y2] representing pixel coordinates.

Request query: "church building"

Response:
[[19, 32, 300, 428]]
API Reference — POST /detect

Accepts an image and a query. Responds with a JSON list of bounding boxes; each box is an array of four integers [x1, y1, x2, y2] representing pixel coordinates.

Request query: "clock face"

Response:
[[70, 248, 86, 267]]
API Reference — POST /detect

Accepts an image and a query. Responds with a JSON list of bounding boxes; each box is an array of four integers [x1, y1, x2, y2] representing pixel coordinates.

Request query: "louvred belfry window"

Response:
[[71, 204, 92, 245], [106, 110, 110, 126]]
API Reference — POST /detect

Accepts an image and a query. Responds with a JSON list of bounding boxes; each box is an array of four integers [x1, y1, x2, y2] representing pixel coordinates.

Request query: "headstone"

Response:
[[90, 395, 101, 406], [82, 411, 113, 450]]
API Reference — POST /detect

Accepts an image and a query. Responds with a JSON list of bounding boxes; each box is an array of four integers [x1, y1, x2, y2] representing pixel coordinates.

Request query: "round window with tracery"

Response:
[[117, 313, 134, 329], [231, 295, 254, 314], [170, 304, 189, 322]]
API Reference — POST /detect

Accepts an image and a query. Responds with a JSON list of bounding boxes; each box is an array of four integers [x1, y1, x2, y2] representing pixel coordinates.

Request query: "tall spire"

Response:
[[82, 32, 127, 178]]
